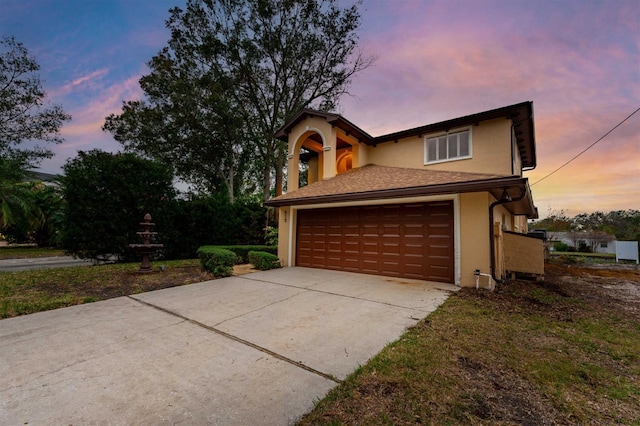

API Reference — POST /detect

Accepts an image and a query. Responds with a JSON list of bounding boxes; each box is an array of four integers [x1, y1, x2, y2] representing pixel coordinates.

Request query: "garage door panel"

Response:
[[296, 201, 454, 283], [328, 240, 342, 252], [362, 242, 379, 254], [344, 225, 359, 236], [362, 223, 379, 236], [382, 243, 400, 255], [326, 256, 342, 268], [344, 241, 359, 254]]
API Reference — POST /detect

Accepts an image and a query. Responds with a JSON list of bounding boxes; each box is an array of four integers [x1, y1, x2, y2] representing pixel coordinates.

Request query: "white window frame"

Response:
[[424, 128, 472, 165]]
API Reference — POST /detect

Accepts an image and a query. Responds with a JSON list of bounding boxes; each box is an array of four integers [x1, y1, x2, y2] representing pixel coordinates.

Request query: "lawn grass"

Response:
[[0, 259, 205, 318], [298, 267, 640, 425], [0, 246, 66, 259]]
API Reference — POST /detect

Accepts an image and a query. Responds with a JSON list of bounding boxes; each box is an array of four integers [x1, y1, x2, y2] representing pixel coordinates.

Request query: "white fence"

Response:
[[616, 241, 639, 264]]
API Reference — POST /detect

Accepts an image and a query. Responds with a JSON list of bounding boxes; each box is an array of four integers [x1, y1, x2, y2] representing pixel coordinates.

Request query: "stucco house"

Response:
[[550, 231, 617, 254], [265, 101, 544, 287]]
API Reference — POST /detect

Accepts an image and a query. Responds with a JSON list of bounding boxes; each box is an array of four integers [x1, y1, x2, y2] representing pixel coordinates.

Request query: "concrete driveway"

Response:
[[0, 267, 457, 425]]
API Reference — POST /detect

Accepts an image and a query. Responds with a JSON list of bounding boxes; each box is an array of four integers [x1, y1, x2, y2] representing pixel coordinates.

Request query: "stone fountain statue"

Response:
[[129, 213, 163, 273]]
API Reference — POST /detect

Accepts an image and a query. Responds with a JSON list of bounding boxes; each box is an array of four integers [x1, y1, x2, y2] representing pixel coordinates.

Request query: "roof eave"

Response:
[[265, 176, 535, 214]]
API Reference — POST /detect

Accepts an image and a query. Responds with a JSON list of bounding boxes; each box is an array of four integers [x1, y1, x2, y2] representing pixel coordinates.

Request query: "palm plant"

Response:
[[0, 158, 43, 233]]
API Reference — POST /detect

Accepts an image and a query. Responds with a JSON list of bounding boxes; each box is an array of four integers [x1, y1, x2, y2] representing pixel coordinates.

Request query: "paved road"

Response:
[[0, 267, 458, 425], [0, 256, 94, 272]]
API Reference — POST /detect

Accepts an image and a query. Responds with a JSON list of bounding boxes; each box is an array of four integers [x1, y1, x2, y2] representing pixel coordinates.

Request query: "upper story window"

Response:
[[424, 129, 472, 164]]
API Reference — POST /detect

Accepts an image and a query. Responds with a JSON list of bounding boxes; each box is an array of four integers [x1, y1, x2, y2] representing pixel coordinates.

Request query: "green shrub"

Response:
[[208, 245, 277, 263], [553, 241, 569, 252], [248, 250, 281, 271], [197, 246, 236, 277], [265, 226, 278, 246]]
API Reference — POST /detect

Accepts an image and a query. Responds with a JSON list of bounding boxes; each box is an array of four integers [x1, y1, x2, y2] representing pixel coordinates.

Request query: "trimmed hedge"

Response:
[[248, 251, 281, 271], [202, 245, 277, 264], [197, 246, 236, 277]]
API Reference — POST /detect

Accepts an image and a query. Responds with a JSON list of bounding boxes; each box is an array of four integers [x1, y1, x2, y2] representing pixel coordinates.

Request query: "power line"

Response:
[[531, 106, 640, 186]]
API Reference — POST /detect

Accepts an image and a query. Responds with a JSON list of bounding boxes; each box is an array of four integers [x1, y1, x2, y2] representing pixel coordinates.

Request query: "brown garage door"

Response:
[[296, 201, 454, 283]]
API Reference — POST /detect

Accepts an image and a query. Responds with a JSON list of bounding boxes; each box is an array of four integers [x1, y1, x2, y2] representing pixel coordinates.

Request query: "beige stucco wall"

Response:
[[276, 206, 292, 266], [362, 118, 515, 176], [459, 192, 492, 287]]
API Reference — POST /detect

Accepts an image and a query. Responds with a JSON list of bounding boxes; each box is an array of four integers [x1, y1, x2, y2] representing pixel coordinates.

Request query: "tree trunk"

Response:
[[262, 144, 273, 202]]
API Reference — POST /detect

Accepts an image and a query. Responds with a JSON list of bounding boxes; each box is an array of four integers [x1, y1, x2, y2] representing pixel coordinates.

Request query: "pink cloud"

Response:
[[50, 68, 109, 97], [60, 74, 143, 140]]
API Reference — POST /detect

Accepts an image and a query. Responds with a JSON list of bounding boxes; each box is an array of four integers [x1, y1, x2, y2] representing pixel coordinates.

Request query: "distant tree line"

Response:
[[530, 209, 640, 252]]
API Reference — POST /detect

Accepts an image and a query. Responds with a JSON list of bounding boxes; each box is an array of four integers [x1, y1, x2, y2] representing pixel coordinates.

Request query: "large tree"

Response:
[[0, 36, 70, 231], [104, 0, 372, 201], [0, 36, 70, 167], [60, 151, 176, 261]]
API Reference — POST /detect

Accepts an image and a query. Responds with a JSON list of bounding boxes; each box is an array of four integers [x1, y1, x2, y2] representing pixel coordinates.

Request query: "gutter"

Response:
[[489, 187, 527, 284]]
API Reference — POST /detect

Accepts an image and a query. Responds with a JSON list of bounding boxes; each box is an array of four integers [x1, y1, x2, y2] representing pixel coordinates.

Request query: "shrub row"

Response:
[[197, 245, 281, 276], [248, 251, 281, 271], [200, 245, 277, 264]]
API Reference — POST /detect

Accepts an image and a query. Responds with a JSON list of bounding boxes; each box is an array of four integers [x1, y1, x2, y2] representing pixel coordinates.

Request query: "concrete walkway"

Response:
[[0, 267, 457, 425]]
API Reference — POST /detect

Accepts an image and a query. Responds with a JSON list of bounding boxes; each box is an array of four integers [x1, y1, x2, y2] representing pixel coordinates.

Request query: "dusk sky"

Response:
[[1, 0, 638, 217]]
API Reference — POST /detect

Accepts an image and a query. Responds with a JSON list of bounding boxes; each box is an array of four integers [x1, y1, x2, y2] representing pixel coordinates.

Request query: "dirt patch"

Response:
[[33, 264, 257, 300], [233, 263, 258, 275], [544, 263, 640, 314], [457, 355, 562, 426]]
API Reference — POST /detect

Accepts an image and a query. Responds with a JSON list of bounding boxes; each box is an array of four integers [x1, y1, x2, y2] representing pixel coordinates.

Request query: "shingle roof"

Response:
[[266, 164, 523, 206]]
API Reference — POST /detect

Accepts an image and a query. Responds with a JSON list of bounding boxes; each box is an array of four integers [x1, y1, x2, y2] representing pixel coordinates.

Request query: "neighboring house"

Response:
[[551, 231, 617, 254], [265, 102, 543, 287]]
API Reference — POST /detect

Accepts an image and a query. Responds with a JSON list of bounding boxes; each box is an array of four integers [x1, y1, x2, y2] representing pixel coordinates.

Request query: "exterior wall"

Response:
[[514, 215, 529, 233], [511, 128, 523, 176], [276, 206, 292, 266], [362, 118, 515, 176], [459, 192, 492, 287], [308, 157, 318, 185], [493, 204, 512, 231]]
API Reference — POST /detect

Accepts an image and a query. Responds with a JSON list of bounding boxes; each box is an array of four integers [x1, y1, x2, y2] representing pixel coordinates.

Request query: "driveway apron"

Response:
[[0, 267, 457, 425]]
